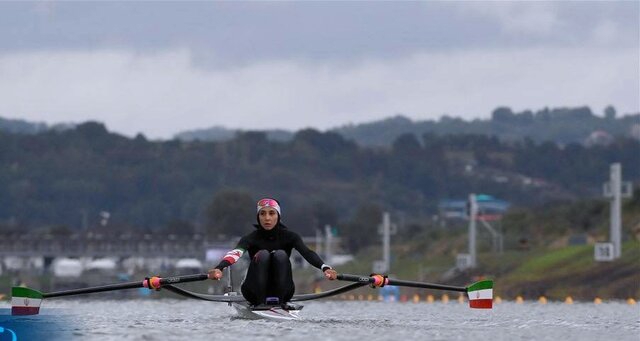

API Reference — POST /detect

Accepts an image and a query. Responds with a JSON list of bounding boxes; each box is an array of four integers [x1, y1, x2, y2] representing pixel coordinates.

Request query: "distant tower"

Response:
[[373, 212, 396, 273], [602, 163, 632, 259]]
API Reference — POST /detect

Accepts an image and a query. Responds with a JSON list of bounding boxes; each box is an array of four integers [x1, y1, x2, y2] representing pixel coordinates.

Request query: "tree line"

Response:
[[334, 106, 640, 146], [0, 121, 637, 251]]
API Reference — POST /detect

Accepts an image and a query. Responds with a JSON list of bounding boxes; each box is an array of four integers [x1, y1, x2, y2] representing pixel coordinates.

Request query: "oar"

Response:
[[336, 273, 493, 309], [11, 273, 209, 315]]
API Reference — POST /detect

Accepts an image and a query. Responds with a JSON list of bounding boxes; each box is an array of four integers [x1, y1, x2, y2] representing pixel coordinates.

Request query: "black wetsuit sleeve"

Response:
[[215, 260, 231, 270], [292, 232, 325, 269], [214, 235, 250, 270]]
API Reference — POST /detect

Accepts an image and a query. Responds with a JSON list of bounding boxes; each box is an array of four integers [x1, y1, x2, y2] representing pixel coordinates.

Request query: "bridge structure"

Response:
[[0, 232, 333, 260], [0, 232, 230, 259]]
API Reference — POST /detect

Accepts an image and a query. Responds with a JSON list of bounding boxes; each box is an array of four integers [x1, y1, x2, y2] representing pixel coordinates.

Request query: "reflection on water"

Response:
[[1, 299, 639, 340]]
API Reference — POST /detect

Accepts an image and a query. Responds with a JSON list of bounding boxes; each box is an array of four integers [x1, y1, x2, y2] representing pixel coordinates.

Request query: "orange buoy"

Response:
[[627, 298, 637, 305], [426, 294, 435, 303], [565, 296, 573, 304], [494, 296, 502, 304], [594, 297, 602, 304], [515, 295, 524, 304], [538, 296, 547, 304], [442, 294, 449, 304]]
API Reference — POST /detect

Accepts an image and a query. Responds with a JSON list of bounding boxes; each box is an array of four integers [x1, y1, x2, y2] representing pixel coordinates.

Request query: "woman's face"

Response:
[[258, 207, 279, 230]]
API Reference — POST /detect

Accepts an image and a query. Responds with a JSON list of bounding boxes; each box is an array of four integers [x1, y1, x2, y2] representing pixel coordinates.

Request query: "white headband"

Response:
[[257, 198, 281, 215]]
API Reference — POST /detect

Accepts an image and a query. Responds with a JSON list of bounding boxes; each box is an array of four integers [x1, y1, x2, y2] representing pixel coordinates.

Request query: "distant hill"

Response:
[[173, 106, 640, 146], [331, 106, 640, 146], [174, 126, 293, 142], [334, 194, 640, 300], [5, 106, 638, 146], [0, 117, 48, 134], [0, 116, 74, 134]]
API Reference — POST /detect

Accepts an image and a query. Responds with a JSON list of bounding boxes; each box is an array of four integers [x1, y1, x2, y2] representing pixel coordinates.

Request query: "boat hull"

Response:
[[231, 302, 302, 321]]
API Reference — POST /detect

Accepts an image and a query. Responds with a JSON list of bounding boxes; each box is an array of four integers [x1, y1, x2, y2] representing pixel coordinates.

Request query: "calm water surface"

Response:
[[1, 299, 639, 340]]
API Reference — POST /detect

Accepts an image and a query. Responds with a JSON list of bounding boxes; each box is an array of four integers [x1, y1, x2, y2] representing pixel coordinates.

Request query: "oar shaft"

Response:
[[336, 274, 466, 293], [43, 273, 209, 298], [44, 282, 140, 298], [387, 278, 466, 292]]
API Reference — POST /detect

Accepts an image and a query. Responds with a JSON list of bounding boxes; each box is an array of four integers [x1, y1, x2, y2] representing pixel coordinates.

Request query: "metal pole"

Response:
[[469, 194, 477, 268], [382, 212, 391, 273], [315, 229, 322, 257], [324, 225, 333, 264], [610, 163, 622, 258]]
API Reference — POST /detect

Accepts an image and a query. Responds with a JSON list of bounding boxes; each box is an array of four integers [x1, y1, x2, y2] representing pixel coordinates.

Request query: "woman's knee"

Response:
[[271, 250, 289, 263], [253, 249, 271, 263]]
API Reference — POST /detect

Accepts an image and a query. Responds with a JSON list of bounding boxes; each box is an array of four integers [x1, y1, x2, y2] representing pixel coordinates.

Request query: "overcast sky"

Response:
[[0, 1, 638, 139]]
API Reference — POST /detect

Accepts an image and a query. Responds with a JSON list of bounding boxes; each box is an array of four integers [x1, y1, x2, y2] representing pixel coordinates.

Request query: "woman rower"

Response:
[[208, 198, 338, 309]]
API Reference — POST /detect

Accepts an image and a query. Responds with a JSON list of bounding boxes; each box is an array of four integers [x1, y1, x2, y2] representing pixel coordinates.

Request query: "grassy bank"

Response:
[[317, 239, 639, 302], [491, 241, 639, 300]]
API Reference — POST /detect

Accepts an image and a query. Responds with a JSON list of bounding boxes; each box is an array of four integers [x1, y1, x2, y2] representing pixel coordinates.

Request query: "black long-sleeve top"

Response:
[[214, 223, 328, 270]]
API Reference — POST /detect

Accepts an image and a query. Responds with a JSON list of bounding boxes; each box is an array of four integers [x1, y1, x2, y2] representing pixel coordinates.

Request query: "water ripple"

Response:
[[1, 299, 639, 340]]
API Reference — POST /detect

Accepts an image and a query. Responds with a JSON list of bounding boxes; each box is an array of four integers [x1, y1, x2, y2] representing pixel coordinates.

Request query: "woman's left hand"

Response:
[[324, 268, 337, 280]]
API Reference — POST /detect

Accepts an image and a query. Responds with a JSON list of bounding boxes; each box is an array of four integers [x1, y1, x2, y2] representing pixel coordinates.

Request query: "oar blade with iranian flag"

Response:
[[9, 273, 210, 315], [337, 274, 494, 310], [466, 280, 493, 309], [11, 287, 44, 315]]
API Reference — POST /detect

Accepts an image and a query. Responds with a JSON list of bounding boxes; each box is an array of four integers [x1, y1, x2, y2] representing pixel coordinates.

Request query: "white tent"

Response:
[[85, 258, 117, 271], [2, 256, 24, 271], [52, 258, 83, 278], [175, 258, 203, 270]]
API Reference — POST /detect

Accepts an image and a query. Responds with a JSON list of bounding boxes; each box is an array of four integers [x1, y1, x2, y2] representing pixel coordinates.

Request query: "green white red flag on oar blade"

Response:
[[466, 280, 493, 309], [9, 273, 210, 315], [11, 287, 44, 315]]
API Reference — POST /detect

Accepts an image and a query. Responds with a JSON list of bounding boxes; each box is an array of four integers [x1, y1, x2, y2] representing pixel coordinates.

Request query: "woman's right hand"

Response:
[[208, 268, 223, 280], [324, 268, 337, 280]]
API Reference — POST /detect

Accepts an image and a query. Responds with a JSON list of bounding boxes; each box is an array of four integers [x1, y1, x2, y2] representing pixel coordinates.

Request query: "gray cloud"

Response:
[[2, 2, 636, 63], [0, 1, 637, 138], [1, 45, 636, 138]]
